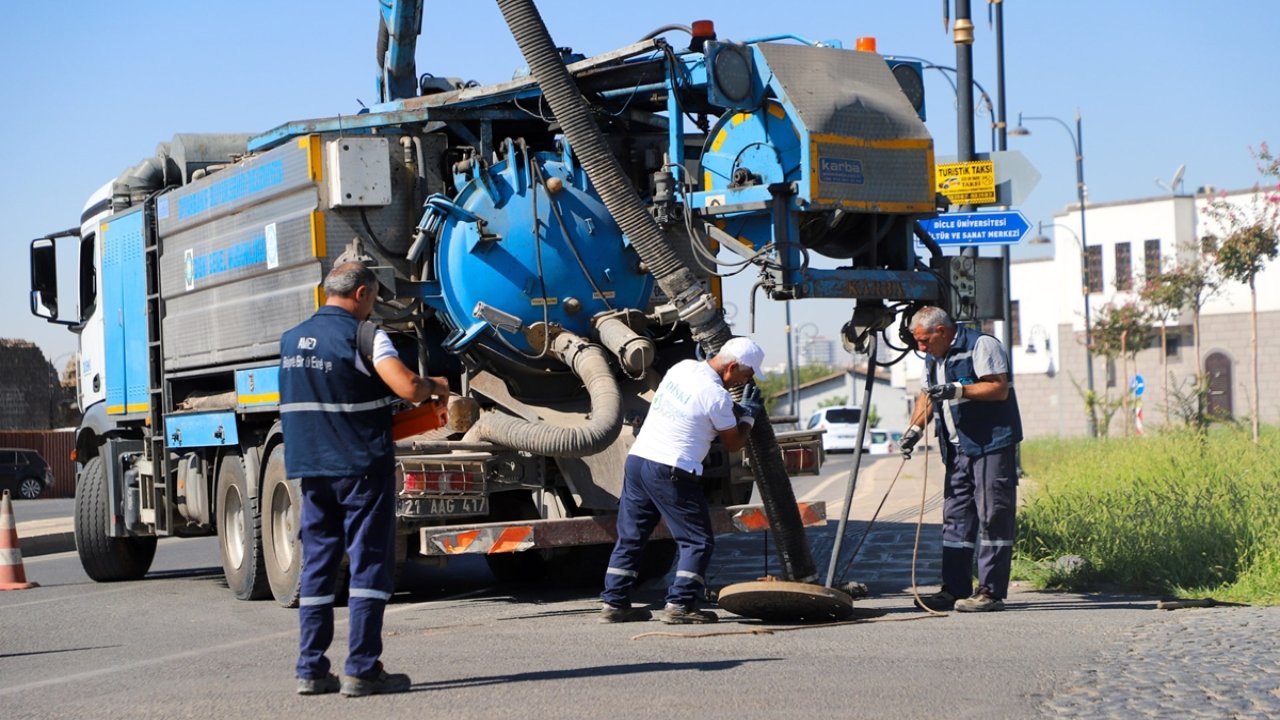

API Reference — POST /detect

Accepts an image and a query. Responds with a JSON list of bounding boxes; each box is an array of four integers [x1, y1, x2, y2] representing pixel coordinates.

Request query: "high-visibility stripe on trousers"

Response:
[[296, 470, 396, 681], [941, 445, 1018, 600], [601, 455, 714, 610]]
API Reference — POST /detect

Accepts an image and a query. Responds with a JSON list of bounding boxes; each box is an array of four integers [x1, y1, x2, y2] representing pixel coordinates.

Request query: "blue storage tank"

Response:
[[422, 140, 653, 371]]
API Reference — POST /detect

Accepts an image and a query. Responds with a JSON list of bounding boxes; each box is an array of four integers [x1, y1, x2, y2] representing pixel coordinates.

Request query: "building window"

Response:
[[1010, 300, 1021, 346], [1106, 357, 1116, 388], [1145, 239, 1162, 278], [1165, 331, 1182, 358], [1086, 245, 1103, 293], [1114, 242, 1132, 291]]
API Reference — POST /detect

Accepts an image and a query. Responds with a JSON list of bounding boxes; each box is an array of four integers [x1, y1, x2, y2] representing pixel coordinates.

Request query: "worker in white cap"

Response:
[[599, 336, 765, 624]]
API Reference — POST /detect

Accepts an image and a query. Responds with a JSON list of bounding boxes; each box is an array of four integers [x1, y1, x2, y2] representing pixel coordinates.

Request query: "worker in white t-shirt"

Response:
[[598, 337, 765, 624]]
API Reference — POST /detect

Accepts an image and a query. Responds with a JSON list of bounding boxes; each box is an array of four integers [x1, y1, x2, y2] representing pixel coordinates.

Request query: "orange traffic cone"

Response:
[[0, 490, 38, 590]]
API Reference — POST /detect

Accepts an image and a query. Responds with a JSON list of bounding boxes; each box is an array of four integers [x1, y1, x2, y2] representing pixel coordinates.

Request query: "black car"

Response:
[[0, 448, 54, 500]]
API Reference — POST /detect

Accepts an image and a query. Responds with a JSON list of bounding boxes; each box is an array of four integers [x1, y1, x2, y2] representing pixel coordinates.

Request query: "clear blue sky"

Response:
[[3, 1, 1275, 369]]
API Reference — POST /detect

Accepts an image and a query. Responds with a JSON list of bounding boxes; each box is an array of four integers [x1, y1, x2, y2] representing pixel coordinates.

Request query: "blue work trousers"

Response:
[[601, 455, 714, 609], [296, 470, 396, 681], [941, 444, 1018, 600]]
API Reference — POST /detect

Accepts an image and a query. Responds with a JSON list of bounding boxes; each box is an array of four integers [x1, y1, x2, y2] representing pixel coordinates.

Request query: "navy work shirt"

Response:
[[279, 306, 399, 478]]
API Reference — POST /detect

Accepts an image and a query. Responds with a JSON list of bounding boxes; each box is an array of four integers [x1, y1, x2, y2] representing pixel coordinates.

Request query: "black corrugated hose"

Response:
[[471, 331, 621, 457], [495, 0, 818, 582]]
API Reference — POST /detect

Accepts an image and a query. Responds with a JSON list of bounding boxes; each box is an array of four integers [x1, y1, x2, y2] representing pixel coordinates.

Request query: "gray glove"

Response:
[[926, 382, 963, 401], [899, 425, 923, 458], [735, 384, 765, 427]]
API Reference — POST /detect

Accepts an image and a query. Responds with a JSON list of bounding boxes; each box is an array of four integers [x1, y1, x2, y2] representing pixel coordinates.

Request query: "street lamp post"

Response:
[[1011, 112, 1096, 437]]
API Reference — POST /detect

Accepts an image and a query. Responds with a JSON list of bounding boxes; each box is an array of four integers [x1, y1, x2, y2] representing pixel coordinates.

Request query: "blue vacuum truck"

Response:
[[29, 0, 982, 606]]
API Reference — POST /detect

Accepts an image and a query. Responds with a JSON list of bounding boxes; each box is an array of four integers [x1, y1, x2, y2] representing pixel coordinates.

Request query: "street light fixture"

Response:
[[886, 55, 998, 151], [1011, 109, 1096, 437]]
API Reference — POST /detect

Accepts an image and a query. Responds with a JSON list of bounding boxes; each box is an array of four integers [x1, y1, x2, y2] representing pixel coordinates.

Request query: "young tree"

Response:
[[1090, 300, 1154, 437], [1137, 243, 1222, 428], [1204, 143, 1280, 443]]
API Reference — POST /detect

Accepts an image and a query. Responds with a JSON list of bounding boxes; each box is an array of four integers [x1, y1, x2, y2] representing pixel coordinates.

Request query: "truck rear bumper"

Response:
[[418, 502, 827, 557]]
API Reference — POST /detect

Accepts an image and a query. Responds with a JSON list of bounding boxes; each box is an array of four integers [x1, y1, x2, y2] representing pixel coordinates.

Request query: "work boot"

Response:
[[660, 603, 719, 624], [915, 590, 958, 611], [954, 589, 1006, 613], [599, 603, 652, 623], [340, 666, 411, 697], [296, 673, 340, 695]]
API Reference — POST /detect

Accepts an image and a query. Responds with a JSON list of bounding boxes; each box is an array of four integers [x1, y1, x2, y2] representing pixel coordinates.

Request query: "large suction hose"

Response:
[[495, 0, 818, 582], [471, 331, 622, 457]]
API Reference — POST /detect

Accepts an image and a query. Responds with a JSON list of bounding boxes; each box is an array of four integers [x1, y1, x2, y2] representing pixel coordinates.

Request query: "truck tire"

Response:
[[74, 456, 156, 582], [217, 454, 270, 600], [260, 442, 302, 607]]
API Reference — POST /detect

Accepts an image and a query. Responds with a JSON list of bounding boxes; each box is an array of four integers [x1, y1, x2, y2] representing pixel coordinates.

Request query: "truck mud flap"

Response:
[[418, 501, 826, 557]]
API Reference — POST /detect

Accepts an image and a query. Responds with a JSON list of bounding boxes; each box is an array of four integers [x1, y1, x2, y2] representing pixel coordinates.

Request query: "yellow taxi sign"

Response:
[[936, 160, 996, 206]]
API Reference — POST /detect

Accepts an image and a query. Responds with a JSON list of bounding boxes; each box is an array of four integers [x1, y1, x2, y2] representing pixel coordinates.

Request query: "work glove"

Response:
[[734, 384, 765, 428], [899, 425, 923, 459], [926, 382, 963, 401]]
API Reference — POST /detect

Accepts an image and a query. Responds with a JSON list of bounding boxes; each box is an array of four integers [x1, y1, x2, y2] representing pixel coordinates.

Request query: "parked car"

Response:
[[867, 430, 896, 455], [889, 429, 935, 455], [0, 448, 54, 500], [806, 406, 863, 453]]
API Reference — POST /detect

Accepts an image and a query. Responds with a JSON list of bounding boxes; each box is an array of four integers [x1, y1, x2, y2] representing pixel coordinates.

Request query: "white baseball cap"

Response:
[[719, 337, 765, 377]]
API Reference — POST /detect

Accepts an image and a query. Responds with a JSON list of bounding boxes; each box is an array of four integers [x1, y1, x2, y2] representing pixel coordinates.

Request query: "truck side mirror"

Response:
[[30, 239, 59, 318], [30, 232, 79, 326]]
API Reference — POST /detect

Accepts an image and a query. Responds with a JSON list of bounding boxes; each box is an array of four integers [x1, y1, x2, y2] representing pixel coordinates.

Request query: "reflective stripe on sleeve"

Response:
[[943, 540, 976, 549], [982, 539, 1015, 548], [279, 397, 400, 414]]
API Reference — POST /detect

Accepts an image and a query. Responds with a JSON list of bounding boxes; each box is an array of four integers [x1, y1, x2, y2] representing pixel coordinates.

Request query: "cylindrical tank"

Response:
[[422, 140, 653, 375]]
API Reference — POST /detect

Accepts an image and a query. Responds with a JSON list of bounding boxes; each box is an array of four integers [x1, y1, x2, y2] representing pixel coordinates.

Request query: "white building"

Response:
[[894, 185, 1279, 438]]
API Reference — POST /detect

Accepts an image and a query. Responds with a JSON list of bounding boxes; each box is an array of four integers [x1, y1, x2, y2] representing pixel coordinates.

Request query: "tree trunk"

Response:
[[1160, 325, 1169, 427], [1121, 332, 1130, 438], [1250, 280, 1260, 443]]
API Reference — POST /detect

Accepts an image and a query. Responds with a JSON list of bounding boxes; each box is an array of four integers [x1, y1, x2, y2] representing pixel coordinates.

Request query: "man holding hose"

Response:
[[900, 306, 1022, 613]]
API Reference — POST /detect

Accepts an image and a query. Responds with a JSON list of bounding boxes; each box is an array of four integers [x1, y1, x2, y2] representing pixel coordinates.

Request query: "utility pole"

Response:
[[952, 0, 978, 273]]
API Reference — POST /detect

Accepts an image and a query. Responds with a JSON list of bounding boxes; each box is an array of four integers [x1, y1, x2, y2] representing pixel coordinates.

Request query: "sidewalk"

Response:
[[727, 450, 947, 593], [15, 516, 75, 557]]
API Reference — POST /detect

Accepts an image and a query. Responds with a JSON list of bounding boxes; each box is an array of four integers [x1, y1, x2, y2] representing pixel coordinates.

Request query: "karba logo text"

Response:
[[820, 158, 862, 174]]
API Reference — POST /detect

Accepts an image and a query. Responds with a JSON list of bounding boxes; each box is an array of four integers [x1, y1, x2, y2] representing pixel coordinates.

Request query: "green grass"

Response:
[[1015, 426, 1280, 604]]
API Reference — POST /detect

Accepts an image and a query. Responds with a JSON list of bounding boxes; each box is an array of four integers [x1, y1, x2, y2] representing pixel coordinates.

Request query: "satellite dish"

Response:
[[1156, 164, 1187, 194]]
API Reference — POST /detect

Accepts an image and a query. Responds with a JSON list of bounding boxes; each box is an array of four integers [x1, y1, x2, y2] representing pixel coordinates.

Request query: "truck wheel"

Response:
[[260, 443, 302, 607], [74, 456, 156, 582], [217, 454, 270, 600]]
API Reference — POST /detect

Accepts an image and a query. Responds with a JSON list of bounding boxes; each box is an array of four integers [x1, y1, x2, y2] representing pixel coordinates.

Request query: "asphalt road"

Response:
[[4, 452, 1278, 718]]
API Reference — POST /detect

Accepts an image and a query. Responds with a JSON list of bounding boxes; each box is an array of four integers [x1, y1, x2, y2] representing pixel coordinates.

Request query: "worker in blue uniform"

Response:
[[599, 337, 765, 624], [281, 262, 448, 696], [900, 306, 1022, 613]]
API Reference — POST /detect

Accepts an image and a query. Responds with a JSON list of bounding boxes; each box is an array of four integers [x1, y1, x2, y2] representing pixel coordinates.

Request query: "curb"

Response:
[[16, 519, 76, 558], [21, 530, 76, 557]]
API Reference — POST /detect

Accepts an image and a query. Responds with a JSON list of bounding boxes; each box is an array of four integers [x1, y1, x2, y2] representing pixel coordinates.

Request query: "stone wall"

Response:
[[0, 340, 76, 430], [1013, 310, 1280, 438]]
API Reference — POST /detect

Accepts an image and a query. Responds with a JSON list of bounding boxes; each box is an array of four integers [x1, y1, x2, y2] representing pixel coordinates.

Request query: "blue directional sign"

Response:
[[918, 210, 1031, 247], [1131, 375, 1145, 397]]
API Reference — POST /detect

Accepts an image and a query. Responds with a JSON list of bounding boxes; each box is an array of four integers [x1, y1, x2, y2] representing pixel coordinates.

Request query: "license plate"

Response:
[[398, 495, 489, 518]]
